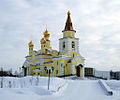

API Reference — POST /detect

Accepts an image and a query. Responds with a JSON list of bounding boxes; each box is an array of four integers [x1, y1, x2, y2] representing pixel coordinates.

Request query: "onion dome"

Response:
[[49, 45, 52, 48], [28, 40, 34, 47], [40, 38, 46, 44], [43, 29, 50, 37]]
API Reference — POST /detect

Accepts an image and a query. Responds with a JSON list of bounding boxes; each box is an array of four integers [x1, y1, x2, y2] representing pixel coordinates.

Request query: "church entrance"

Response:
[[76, 64, 83, 77], [76, 66, 80, 77]]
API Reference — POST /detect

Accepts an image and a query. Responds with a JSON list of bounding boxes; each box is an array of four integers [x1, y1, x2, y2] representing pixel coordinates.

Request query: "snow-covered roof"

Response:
[[33, 69, 41, 72], [36, 50, 41, 54], [72, 55, 85, 63], [52, 55, 72, 60], [46, 48, 53, 52]]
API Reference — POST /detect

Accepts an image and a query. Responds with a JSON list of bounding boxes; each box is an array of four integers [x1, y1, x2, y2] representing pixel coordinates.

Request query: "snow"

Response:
[[0, 77, 120, 100], [98, 80, 113, 95], [33, 69, 41, 72], [106, 80, 120, 91]]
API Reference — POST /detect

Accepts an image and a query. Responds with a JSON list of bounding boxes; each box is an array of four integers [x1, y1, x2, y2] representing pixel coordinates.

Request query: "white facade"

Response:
[[59, 37, 79, 54], [71, 64, 75, 74]]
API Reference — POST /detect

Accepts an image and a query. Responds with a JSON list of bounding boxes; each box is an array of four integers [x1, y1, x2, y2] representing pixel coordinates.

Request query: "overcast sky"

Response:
[[0, 0, 120, 72]]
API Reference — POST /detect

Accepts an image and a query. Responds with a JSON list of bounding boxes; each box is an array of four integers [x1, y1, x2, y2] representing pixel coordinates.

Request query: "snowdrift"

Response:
[[98, 80, 113, 96]]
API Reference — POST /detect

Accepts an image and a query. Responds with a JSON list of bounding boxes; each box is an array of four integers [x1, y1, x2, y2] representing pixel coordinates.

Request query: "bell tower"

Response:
[[59, 11, 79, 55]]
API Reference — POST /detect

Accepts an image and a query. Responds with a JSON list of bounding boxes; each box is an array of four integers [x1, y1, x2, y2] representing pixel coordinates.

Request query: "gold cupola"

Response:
[[40, 38, 46, 44], [28, 40, 34, 47], [43, 29, 50, 38]]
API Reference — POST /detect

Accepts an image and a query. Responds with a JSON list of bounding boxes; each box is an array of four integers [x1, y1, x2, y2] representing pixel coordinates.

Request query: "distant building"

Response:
[[84, 67, 110, 80], [110, 71, 120, 80], [84, 67, 95, 77], [94, 70, 110, 80], [22, 11, 85, 77]]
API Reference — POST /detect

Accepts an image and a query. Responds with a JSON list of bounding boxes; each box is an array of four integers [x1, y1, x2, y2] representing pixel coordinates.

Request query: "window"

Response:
[[63, 42, 65, 50], [72, 41, 75, 50], [56, 70, 58, 74], [61, 63, 63, 67], [52, 66, 54, 71], [44, 67, 47, 71]]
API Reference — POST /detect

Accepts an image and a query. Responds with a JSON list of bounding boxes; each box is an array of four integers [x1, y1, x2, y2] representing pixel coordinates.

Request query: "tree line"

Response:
[[0, 67, 18, 77]]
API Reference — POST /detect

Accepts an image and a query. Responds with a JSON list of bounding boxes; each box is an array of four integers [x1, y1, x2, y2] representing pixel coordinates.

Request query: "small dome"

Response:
[[40, 38, 46, 44], [43, 29, 50, 37], [29, 41, 34, 47], [49, 45, 52, 49]]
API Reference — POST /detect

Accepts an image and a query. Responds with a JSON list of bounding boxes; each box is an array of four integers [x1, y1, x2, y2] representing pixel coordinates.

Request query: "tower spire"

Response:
[[62, 10, 76, 32]]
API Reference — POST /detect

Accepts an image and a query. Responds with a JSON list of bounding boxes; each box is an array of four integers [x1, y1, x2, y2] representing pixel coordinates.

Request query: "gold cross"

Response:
[[46, 24, 48, 29], [31, 34, 32, 41]]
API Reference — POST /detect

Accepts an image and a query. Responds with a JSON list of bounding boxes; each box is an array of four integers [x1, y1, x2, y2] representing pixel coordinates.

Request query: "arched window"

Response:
[[63, 42, 65, 50], [72, 41, 75, 50], [57, 61, 58, 65]]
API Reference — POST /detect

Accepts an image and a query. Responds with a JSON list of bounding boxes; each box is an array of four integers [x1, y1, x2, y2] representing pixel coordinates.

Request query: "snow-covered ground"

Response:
[[0, 77, 120, 100], [106, 80, 120, 91]]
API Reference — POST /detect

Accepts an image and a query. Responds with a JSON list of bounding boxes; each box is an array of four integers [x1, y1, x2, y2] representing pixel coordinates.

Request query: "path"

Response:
[[39, 80, 117, 100]]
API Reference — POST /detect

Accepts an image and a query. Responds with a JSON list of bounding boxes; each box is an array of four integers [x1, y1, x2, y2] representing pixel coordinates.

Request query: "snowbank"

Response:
[[98, 80, 113, 95]]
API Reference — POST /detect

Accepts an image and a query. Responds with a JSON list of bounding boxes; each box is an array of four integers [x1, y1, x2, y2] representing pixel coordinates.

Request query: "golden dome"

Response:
[[40, 38, 46, 44], [49, 45, 52, 49], [29, 40, 34, 47], [43, 29, 50, 37]]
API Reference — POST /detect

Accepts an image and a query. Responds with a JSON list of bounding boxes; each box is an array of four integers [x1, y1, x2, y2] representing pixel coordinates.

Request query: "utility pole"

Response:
[[64, 66, 65, 79], [48, 69, 51, 90]]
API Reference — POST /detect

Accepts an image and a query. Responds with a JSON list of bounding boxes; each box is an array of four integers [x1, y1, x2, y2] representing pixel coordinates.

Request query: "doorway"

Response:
[[76, 66, 80, 77]]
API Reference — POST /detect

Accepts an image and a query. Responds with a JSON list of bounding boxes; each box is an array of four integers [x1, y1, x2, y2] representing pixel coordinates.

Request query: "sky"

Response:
[[0, 0, 120, 72]]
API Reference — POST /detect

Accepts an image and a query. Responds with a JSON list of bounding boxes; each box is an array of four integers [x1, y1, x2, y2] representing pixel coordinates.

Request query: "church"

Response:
[[22, 11, 85, 77]]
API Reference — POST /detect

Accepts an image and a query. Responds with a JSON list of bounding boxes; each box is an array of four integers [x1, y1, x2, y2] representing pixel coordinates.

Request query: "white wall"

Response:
[[95, 70, 110, 80]]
